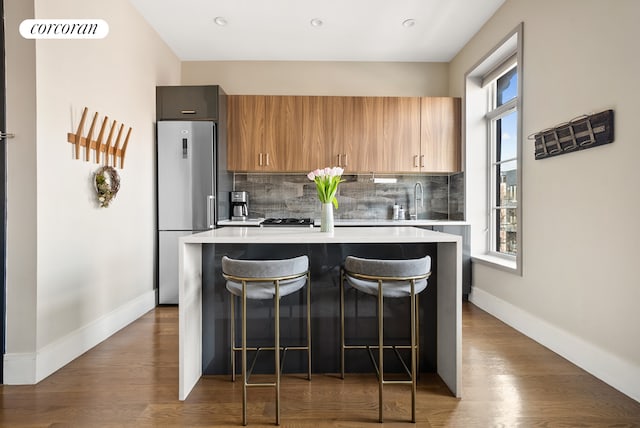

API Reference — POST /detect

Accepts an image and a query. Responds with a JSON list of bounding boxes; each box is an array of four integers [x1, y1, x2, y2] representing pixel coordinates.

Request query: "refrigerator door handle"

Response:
[[182, 138, 188, 159], [207, 195, 214, 228]]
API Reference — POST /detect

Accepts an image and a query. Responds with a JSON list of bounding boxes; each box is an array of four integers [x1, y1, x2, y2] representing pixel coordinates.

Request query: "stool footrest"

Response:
[[233, 346, 310, 352], [364, 345, 413, 381], [246, 347, 285, 383], [393, 346, 412, 378], [245, 382, 277, 388], [343, 344, 413, 350], [233, 345, 311, 382], [383, 380, 413, 385]]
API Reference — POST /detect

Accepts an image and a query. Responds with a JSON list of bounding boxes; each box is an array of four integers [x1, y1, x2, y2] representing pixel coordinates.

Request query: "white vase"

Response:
[[321, 202, 334, 232]]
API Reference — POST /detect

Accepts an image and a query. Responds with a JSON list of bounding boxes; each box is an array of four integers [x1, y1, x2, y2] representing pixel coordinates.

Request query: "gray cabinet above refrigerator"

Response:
[[156, 85, 222, 121]]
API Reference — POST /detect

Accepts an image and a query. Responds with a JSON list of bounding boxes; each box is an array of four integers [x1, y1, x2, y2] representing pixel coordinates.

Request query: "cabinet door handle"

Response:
[[413, 155, 419, 168], [265, 153, 270, 166], [259, 153, 263, 166], [206, 195, 214, 228], [180, 110, 196, 114], [343, 154, 348, 167], [337, 153, 342, 166], [420, 155, 425, 168]]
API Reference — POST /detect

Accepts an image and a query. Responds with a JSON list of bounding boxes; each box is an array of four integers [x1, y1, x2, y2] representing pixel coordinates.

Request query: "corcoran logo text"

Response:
[[19, 19, 109, 39]]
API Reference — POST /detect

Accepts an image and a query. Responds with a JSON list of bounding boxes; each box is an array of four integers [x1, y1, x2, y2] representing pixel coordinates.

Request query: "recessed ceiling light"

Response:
[[213, 16, 228, 26], [310, 18, 323, 28], [402, 19, 416, 28]]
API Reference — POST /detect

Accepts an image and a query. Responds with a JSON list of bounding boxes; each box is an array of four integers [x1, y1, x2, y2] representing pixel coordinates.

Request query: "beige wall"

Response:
[[4, 0, 38, 367], [182, 61, 449, 96], [4, 0, 181, 382], [450, 0, 640, 400]]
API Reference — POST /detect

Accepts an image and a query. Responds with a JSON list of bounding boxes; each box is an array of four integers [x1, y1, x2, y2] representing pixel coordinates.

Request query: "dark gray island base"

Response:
[[202, 242, 438, 375], [178, 227, 461, 400]]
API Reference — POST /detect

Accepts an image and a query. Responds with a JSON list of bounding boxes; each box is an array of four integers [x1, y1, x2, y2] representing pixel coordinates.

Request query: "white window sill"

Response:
[[472, 253, 519, 274]]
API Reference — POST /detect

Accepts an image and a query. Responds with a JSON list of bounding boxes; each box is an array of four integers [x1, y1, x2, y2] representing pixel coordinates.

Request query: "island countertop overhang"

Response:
[[181, 226, 462, 245]]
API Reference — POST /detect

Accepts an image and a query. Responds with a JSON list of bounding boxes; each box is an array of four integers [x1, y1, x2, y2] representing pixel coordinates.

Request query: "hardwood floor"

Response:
[[1, 303, 639, 427]]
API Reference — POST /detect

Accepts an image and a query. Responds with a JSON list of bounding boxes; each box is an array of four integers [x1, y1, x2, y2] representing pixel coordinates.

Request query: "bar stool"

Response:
[[340, 255, 431, 423], [222, 255, 311, 426]]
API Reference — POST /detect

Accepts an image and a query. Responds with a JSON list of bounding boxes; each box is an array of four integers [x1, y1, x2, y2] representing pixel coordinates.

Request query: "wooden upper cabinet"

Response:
[[343, 97, 384, 173], [228, 94, 462, 174], [383, 97, 421, 173], [301, 96, 344, 170], [265, 96, 303, 171], [420, 97, 462, 173], [227, 95, 265, 171], [228, 95, 304, 171]]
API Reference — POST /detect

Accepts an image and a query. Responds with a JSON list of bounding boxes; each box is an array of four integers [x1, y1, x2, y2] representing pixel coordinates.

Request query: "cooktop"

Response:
[[261, 217, 314, 227]]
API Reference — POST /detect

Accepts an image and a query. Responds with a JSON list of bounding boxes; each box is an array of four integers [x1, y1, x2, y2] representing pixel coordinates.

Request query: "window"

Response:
[[464, 23, 522, 273], [487, 65, 518, 257]]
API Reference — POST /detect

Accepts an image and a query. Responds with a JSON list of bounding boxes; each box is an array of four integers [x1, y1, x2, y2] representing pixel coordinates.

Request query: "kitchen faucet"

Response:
[[412, 182, 423, 220]]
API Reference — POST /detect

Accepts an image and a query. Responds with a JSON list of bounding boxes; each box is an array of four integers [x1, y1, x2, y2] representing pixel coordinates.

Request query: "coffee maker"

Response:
[[231, 191, 249, 221]]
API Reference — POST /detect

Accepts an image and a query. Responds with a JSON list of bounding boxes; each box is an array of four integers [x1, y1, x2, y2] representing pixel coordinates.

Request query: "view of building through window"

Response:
[[492, 67, 518, 256]]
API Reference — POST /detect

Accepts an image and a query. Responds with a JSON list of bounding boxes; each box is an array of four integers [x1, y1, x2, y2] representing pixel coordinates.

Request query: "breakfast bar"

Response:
[[178, 226, 462, 400]]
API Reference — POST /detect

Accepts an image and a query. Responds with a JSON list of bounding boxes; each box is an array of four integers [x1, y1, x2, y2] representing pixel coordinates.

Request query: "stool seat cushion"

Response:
[[344, 255, 431, 298], [223, 255, 309, 300]]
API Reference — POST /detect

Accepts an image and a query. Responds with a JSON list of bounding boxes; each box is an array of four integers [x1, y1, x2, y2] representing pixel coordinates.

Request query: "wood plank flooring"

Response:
[[1, 303, 639, 427]]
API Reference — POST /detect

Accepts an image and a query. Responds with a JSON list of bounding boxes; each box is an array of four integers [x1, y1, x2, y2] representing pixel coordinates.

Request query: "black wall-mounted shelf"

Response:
[[532, 109, 614, 160]]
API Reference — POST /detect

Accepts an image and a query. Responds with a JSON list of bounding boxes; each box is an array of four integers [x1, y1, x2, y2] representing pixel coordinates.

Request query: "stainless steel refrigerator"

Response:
[[157, 121, 228, 304]]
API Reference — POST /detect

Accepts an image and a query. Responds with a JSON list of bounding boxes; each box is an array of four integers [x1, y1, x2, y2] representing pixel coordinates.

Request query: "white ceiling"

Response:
[[129, 0, 506, 62]]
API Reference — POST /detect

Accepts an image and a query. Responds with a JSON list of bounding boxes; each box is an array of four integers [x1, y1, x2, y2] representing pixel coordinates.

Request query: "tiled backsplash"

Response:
[[232, 172, 465, 221], [449, 172, 465, 221]]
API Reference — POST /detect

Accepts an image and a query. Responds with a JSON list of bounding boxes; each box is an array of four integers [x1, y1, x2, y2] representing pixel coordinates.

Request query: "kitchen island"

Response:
[[178, 226, 462, 400]]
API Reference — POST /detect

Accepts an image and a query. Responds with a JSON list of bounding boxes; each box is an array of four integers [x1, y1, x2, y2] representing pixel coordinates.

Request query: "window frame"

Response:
[[464, 22, 523, 275]]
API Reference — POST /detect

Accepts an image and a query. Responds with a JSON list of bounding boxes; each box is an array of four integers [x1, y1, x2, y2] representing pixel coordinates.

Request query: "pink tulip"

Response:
[[307, 171, 315, 180]]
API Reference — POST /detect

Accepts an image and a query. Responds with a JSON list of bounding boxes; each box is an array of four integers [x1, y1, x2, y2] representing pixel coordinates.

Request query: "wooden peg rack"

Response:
[[67, 107, 132, 168]]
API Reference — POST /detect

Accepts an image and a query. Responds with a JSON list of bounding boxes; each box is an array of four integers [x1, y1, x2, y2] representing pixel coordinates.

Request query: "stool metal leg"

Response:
[[416, 293, 420, 378], [340, 268, 345, 380], [410, 280, 417, 423], [275, 280, 281, 426], [377, 280, 384, 423], [307, 273, 312, 381], [242, 281, 248, 426], [231, 295, 236, 382]]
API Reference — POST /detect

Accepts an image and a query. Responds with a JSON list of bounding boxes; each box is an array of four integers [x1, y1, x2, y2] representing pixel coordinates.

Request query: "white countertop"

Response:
[[182, 226, 461, 244], [218, 218, 468, 227]]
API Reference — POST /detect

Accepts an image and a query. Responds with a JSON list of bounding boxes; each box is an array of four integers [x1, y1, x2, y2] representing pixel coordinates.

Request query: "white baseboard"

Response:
[[469, 287, 640, 403], [3, 290, 156, 385], [3, 353, 37, 384]]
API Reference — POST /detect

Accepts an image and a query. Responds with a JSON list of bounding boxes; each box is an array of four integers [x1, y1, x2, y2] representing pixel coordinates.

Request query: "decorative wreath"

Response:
[[94, 166, 120, 208]]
